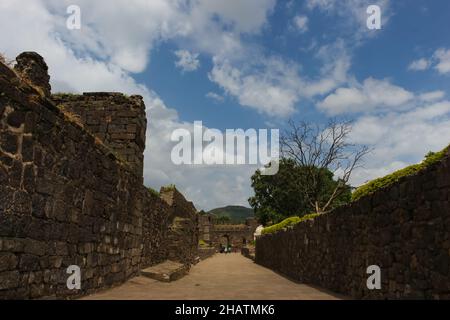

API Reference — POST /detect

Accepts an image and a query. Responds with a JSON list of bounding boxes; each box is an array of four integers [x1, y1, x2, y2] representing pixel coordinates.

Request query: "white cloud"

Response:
[[300, 40, 351, 97], [409, 48, 450, 75], [419, 90, 445, 102], [0, 0, 279, 210], [208, 40, 352, 118], [318, 78, 414, 115], [306, 0, 335, 11], [408, 58, 430, 71], [209, 57, 301, 117], [433, 48, 450, 74], [174, 50, 200, 72], [349, 100, 450, 187], [206, 92, 225, 103], [293, 15, 309, 33]]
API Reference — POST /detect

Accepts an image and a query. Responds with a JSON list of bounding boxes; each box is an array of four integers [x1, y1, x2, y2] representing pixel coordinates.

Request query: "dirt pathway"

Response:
[[84, 253, 345, 300]]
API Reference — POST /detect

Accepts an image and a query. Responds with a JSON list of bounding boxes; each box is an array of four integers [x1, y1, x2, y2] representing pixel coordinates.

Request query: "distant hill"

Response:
[[208, 205, 254, 224]]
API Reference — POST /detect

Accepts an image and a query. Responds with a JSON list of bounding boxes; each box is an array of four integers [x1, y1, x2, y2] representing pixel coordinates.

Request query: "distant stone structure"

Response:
[[0, 52, 199, 299], [198, 214, 259, 250]]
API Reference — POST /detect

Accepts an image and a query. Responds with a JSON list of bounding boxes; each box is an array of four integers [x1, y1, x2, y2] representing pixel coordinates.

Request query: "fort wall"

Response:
[[0, 52, 198, 299], [255, 150, 450, 299]]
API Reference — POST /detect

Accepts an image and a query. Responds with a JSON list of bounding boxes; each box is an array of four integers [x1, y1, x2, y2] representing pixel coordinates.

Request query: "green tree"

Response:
[[280, 119, 369, 214], [248, 158, 352, 225], [214, 215, 232, 225]]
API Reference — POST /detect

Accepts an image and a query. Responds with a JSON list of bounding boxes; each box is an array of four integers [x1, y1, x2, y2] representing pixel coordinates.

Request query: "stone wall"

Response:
[[255, 150, 450, 299], [160, 187, 199, 266], [0, 53, 198, 299], [199, 216, 258, 250], [52, 92, 146, 178]]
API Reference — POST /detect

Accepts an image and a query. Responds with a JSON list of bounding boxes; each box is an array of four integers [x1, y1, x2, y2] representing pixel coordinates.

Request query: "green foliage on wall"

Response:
[[261, 213, 322, 235], [352, 144, 450, 202], [148, 187, 160, 197]]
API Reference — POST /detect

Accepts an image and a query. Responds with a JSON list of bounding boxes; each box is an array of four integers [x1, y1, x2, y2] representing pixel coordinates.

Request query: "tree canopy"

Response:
[[248, 158, 351, 225]]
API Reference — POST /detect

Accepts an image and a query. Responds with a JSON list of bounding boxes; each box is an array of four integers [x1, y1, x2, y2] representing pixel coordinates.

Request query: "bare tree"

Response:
[[280, 119, 370, 214]]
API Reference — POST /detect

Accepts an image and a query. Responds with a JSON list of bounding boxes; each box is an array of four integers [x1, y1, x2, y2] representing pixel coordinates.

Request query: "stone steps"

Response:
[[140, 260, 188, 282]]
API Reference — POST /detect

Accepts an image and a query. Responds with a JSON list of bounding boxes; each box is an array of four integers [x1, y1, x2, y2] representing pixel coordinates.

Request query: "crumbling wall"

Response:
[[52, 92, 146, 178], [160, 187, 199, 266], [0, 53, 198, 299], [199, 216, 258, 250], [255, 151, 450, 299]]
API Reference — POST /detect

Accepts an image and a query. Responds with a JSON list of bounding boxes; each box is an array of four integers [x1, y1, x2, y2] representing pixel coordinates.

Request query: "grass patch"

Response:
[[148, 187, 159, 197], [162, 184, 176, 191], [57, 105, 84, 128], [262, 213, 322, 235], [352, 144, 450, 202]]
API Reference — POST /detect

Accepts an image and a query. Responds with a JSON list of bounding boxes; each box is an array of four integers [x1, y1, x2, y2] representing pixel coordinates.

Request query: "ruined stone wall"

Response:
[[140, 192, 171, 268], [255, 151, 450, 299], [199, 217, 258, 250], [211, 225, 253, 249], [0, 54, 197, 299], [160, 188, 199, 266], [52, 93, 146, 178]]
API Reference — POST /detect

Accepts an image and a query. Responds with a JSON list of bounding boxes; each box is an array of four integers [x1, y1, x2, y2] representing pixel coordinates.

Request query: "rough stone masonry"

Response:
[[0, 52, 199, 299], [256, 148, 450, 299]]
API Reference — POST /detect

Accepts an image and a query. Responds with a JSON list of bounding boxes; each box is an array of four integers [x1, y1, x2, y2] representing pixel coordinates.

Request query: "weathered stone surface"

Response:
[[52, 92, 146, 177], [0, 253, 19, 271], [0, 271, 20, 290], [256, 149, 450, 300], [0, 53, 199, 300], [14, 52, 51, 97], [1, 132, 18, 154], [141, 260, 188, 282]]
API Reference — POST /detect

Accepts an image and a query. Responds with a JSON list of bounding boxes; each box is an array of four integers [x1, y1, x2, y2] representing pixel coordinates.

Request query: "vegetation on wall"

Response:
[[261, 213, 322, 235], [148, 187, 160, 197], [352, 144, 450, 201]]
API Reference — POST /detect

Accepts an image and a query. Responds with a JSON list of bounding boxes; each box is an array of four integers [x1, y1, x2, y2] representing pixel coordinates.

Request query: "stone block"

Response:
[[0, 270, 20, 290], [0, 252, 19, 271], [19, 254, 40, 271], [24, 239, 47, 256]]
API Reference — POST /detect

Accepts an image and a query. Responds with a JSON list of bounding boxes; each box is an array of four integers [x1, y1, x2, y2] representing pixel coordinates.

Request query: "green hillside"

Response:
[[208, 206, 254, 224]]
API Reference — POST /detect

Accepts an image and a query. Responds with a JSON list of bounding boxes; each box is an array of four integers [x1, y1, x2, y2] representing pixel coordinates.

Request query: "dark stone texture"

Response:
[[14, 52, 51, 97], [0, 53, 199, 300], [256, 150, 450, 300]]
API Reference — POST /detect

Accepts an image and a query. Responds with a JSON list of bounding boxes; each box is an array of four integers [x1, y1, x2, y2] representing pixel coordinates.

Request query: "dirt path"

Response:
[[84, 253, 345, 300]]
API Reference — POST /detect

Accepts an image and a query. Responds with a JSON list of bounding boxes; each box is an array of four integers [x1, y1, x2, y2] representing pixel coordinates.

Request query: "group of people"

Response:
[[219, 244, 234, 253]]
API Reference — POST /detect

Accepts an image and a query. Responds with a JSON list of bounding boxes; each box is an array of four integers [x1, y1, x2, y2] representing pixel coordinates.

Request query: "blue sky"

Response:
[[1, 0, 450, 210]]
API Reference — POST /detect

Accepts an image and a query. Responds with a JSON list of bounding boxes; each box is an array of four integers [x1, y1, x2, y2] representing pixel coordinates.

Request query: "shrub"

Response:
[[148, 187, 159, 197], [352, 144, 450, 202], [162, 184, 176, 191], [261, 213, 321, 235]]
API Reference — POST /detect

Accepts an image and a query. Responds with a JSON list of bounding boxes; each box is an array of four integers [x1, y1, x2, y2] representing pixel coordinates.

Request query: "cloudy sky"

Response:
[[1, 0, 450, 210]]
